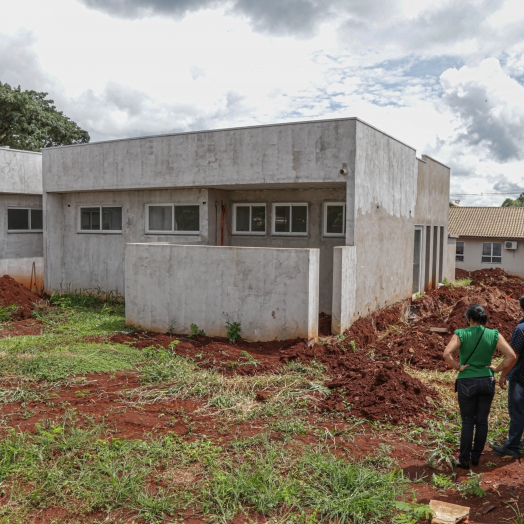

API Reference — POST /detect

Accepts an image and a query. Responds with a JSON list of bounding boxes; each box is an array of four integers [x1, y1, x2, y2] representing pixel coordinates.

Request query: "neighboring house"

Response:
[[0, 147, 44, 290], [42, 118, 451, 339], [449, 206, 524, 278]]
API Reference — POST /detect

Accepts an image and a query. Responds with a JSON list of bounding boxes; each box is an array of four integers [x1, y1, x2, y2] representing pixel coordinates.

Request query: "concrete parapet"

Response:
[[331, 246, 357, 334], [125, 243, 319, 341], [0, 257, 44, 292]]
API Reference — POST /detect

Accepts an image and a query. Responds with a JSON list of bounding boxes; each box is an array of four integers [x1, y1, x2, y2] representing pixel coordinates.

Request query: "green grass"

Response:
[[0, 305, 19, 323]]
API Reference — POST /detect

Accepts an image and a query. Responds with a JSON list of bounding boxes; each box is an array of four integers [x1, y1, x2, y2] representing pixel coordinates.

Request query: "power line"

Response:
[[450, 191, 524, 197]]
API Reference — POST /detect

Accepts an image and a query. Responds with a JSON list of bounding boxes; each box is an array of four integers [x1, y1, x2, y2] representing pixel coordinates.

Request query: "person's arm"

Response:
[[486, 333, 517, 389], [443, 334, 469, 371]]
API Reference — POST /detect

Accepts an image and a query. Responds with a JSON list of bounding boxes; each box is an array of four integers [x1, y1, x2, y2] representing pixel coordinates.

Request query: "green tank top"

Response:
[[455, 326, 499, 379]]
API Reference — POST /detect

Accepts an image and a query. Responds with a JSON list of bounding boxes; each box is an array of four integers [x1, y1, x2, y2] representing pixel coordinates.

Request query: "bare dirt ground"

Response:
[[1, 268, 524, 522]]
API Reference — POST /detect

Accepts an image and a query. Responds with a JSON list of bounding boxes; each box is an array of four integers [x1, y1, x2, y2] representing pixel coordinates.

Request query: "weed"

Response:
[[457, 471, 486, 498], [508, 503, 524, 524], [167, 318, 177, 336], [239, 351, 259, 367], [455, 278, 472, 287], [0, 304, 19, 322], [226, 321, 241, 342], [414, 292, 424, 299], [431, 473, 455, 491], [393, 502, 433, 524], [189, 323, 206, 337], [336, 333, 347, 343], [349, 340, 357, 352]]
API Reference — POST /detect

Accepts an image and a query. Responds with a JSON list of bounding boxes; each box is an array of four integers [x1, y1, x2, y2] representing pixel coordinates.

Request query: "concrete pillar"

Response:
[[331, 246, 357, 334]]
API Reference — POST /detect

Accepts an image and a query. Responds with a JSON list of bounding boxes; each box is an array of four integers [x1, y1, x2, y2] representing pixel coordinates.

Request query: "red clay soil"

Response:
[[0, 275, 42, 319]]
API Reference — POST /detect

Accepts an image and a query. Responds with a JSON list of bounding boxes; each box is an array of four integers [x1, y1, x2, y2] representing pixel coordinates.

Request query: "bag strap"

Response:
[[462, 327, 485, 366]]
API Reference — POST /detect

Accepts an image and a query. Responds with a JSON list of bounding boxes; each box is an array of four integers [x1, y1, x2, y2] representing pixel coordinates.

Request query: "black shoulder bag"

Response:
[[454, 328, 485, 392]]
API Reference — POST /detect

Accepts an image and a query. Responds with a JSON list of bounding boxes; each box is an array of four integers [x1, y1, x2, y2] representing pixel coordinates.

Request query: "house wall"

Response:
[[0, 194, 43, 259], [342, 120, 418, 327], [0, 148, 42, 194], [0, 257, 44, 291], [43, 119, 356, 192], [44, 189, 209, 294], [125, 243, 319, 341], [414, 156, 452, 289], [455, 237, 524, 278]]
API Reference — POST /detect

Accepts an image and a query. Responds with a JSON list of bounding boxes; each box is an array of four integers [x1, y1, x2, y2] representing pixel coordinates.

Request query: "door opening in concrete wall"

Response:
[[431, 225, 438, 289], [424, 225, 431, 289], [412, 226, 422, 294], [438, 225, 444, 283]]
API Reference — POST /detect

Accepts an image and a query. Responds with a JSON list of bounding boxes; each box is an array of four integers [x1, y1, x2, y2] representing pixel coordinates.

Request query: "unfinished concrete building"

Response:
[[42, 118, 451, 340], [0, 147, 44, 290]]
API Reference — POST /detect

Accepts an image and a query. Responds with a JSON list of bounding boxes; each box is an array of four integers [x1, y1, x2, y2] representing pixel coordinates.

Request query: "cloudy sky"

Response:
[[2, 0, 524, 205]]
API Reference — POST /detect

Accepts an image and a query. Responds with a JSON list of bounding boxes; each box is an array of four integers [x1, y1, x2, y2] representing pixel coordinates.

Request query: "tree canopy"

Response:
[[501, 193, 524, 207], [0, 82, 90, 151]]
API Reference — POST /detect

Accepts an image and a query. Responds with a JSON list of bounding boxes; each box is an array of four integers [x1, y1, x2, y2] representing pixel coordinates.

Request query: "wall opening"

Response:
[[431, 225, 438, 289], [424, 225, 431, 290], [438, 225, 444, 283], [412, 226, 422, 294]]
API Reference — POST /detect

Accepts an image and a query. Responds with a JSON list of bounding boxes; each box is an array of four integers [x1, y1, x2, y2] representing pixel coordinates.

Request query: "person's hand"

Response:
[[458, 364, 469, 372], [499, 375, 507, 389], [486, 365, 498, 372]]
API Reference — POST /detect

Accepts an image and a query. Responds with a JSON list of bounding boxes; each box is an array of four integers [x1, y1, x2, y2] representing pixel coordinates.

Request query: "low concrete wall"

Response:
[[125, 244, 319, 341], [0, 257, 44, 292], [331, 246, 357, 334]]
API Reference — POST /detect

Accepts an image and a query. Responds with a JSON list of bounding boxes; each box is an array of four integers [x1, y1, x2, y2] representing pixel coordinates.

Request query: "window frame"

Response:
[[7, 207, 43, 233], [456, 241, 464, 262], [481, 242, 502, 264], [271, 203, 309, 237], [323, 202, 346, 237], [232, 203, 267, 236], [145, 203, 200, 235], [77, 205, 123, 234]]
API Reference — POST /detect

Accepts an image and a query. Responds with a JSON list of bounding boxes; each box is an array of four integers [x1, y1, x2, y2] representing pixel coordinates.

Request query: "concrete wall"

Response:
[[445, 237, 456, 283], [0, 148, 42, 195], [0, 257, 44, 291], [125, 243, 319, 341], [43, 119, 356, 192], [0, 194, 43, 259], [44, 189, 209, 294], [414, 156, 451, 290], [347, 120, 418, 324], [211, 187, 346, 313], [456, 237, 524, 278], [332, 246, 357, 334]]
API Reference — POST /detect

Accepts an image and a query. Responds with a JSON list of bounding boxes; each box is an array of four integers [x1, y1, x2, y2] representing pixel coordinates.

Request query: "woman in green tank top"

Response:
[[443, 304, 516, 468]]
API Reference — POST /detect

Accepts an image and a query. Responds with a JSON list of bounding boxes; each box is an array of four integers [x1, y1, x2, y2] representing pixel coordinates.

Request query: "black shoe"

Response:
[[453, 458, 469, 469], [492, 445, 521, 459], [470, 457, 479, 466]]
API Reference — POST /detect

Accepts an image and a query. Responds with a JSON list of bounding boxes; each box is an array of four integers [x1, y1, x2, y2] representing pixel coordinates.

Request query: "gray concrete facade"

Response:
[[0, 148, 44, 289], [42, 117, 451, 335], [125, 244, 319, 341]]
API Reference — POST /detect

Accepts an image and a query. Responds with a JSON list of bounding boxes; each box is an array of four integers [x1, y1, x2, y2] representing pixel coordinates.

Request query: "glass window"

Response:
[[324, 203, 345, 236], [272, 204, 308, 235], [31, 209, 43, 230], [8, 209, 29, 230], [149, 205, 172, 231], [79, 206, 122, 232], [456, 241, 464, 262], [102, 207, 122, 231], [233, 204, 266, 235], [482, 242, 502, 263], [174, 205, 199, 232], [146, 204, 200, 234]]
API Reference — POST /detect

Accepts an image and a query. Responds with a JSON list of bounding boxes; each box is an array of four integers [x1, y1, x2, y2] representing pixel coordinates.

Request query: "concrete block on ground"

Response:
[[125, 244, 319, 341], [429, 500, 469, 523], [331, 246, 357, 334], [0, 257, 44, 292]]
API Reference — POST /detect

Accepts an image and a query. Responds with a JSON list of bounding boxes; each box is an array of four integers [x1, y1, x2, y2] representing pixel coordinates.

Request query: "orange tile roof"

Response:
[[449, 206, 524, 239]]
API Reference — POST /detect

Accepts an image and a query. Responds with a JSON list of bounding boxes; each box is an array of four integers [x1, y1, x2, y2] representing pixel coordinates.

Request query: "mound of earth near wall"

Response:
[[0, 275, 42, 319]]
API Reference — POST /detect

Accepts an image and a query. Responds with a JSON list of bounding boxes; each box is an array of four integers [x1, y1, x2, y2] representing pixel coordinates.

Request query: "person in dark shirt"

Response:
[[492, 295, 524, 459]]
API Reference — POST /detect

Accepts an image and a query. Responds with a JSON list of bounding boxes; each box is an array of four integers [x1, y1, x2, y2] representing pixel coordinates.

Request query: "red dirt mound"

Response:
[[280, 341, 436, 423], [0, 275, 41, 319]]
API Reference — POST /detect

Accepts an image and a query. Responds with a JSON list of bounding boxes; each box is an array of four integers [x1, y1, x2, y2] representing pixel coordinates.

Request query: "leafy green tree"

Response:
[[0, 82, 89, 151], [502, 193, 524, 207]]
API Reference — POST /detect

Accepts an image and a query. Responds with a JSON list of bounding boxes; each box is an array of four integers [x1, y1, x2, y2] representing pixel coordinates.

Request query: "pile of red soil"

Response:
[[280, 340, 436, 423], [0, 275, 41, 319]]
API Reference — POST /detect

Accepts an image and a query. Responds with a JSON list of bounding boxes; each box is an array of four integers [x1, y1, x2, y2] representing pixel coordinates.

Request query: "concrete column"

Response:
[[331, 245, 357, 334]]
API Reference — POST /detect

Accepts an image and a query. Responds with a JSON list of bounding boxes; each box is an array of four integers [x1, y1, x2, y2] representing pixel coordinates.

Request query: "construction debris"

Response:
[[429, 499, 470, 523]]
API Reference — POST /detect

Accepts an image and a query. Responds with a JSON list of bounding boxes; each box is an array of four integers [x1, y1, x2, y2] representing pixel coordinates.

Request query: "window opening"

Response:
[[456, 241, 464, 262], [482, 242, 502, 263], [233, 204, 266, 235], [79, 206, 122, 232], [146, 204, 199, 234], [7, 208, 43, 231], [324, 203, 346, 237], [272, 203, 308, 236]]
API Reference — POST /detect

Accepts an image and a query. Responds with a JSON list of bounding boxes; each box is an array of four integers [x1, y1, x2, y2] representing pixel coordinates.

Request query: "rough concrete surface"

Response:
[[125, 243, 319, 341]]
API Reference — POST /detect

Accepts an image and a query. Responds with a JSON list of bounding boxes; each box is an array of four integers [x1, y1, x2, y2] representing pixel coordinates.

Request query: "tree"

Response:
[[501, 193, 524, 207], [0, 82, 89, 151]]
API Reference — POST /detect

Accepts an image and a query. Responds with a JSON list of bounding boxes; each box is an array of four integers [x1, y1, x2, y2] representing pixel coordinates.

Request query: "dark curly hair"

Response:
[[464, 304, 488, 325]]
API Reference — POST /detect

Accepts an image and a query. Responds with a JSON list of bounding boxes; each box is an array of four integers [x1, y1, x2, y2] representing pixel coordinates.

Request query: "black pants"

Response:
[[457, 377, 496, 465]]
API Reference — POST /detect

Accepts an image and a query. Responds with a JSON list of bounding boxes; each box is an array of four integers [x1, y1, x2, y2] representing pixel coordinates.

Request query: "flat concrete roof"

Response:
[[43, 116, 417, 153]]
